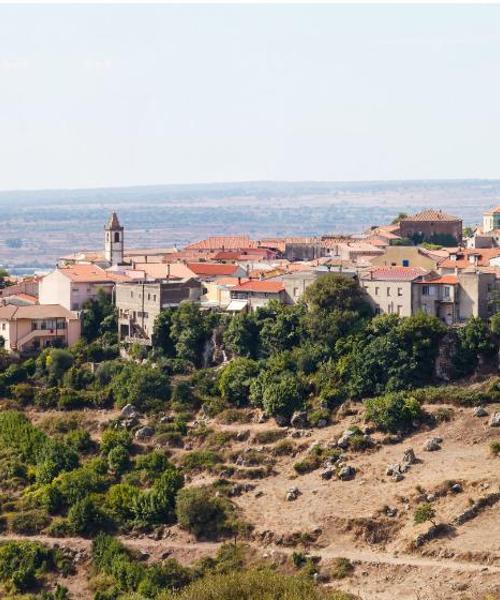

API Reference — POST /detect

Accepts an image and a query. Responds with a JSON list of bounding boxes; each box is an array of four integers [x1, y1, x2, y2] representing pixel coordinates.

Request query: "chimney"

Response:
[[237, 277, 241, 285]]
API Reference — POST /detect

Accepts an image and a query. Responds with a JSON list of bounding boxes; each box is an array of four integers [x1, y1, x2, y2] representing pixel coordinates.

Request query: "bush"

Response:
[[67, 497, 107, 536], [0, 541, 70, 593], [100, 428, 132, 455], [159, 568, 354, 600], [8, 510, 50, 535], [490, 441, 500, 456], [107, 445, 130, 475], [182, 450, 222, 472], [252, 429, 285, 444], [294, 446, 340, 475], [330, 557, 354, 580], [176, 487, 237, 540], [364, 392, 423, 433]]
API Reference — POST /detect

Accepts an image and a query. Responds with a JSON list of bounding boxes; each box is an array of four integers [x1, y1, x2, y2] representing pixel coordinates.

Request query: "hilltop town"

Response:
[[2, 205, 500, 352], [0, 206, 499, 600]]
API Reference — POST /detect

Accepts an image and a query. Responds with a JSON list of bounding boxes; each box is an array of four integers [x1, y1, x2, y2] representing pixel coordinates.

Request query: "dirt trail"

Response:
[[2, 533, 498, 575]]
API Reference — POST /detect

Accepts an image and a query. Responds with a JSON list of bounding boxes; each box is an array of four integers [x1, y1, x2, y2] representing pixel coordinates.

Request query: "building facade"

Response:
[[116, 278, 202, 345], [399, 209, 462, 244], [0, 304, 81, 355]]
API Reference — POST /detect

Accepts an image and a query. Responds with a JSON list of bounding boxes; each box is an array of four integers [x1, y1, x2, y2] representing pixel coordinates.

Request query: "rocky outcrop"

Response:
[[423, 437, 442, 452], [489, 412, 500, 427], [452, 493, 500, 526]]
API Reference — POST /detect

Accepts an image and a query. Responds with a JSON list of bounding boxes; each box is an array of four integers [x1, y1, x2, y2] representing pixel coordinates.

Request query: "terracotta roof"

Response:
[[105, 212, 122, 230], [232, 280, 285, 293], [124, 247, 178, 257], [2, 293, 38, 305], [214, 277, 250, 287], [185, 236, 256, 251], [0, 304, 78, 320], [361, 267, 428, 281], [483, 205, 500, 216], [416, 275, 459, 285], [56, 265, 118, 283], [128, 263, 195, 280], [401, 209, 461, 223], [186, 263, 241, 277]]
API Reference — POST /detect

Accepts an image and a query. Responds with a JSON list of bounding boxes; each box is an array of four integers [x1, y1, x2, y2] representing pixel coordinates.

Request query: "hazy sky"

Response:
[[1, 4, 500, 190]]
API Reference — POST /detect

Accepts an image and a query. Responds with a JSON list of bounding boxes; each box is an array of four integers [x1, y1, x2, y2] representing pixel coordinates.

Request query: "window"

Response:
[[375, 287, 379, 296], [153, 295, 157, 302], [114, 232, 120, 243], [130, 291, 134, 298], [397, 305, 403, 315], [147, 293, 151, 300], [422, 286, 430, 296], [72, 303, 79, 310], [402, 259, 409, 267], [443, 286, 451, 298], [386, 287, 391, 297], [397, 287, 403, 296]]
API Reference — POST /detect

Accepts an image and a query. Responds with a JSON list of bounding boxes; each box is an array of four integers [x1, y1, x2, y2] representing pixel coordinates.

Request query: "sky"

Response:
[[1, 4, 500, 190]]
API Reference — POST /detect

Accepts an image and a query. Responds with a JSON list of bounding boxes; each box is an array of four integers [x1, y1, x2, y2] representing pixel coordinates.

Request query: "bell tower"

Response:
[[104, 212, 124, 265]]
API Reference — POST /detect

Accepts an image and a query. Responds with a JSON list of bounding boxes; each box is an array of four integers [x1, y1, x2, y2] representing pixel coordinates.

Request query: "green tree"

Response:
[[81, 288, 117, 342], [218, 358, 259, 407], [170, 303, 213, 367], [391, 212, 408, 225], [453, 316, 497, 377], [107, 445, 130, 475], [153, 309, 176, 356], [259, 302, 305, 357], [111, 362, 170, 410], [223, 313, 260, 359], [0, 268, 11, 289], [68, 497, 106, 536]]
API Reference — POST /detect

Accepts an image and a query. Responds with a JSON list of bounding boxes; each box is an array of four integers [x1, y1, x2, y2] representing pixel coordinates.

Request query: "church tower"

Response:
[[104, 212, 124, 265]]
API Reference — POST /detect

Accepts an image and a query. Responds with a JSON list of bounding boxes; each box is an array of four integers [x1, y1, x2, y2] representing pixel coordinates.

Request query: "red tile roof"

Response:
[[0, 304, 78, 320], [401, 209, 460, 223], [232, 280, 285, 293], [361, 267, 428, 281], [186, 263, 241, 277], [416, 275, 459, 285], [185, 236, 256, 251], [57, 264, 118, 283], [483, 205, 500, 216]]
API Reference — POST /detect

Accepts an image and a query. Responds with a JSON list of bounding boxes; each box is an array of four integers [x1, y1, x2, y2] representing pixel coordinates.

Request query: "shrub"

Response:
[[364, 392, 423, 433], [330, 557, 353, 580], [216, 409, 253, 424], [68, 497, 107, 536], [176, 487, 237, 540], [490, 441, 500, 456], [294, 446, 340, 475], [158, 568, 354, 600], [271, 439, 296, 457], [252, 430, 285, 445], [0, 541, 70, 593], [100, 429, 132, 455], [107, 445, 130, 475], [182, 450, 221, 472], [8, 510, 50, 535], [64, 429, 94, 453], [414, 502, 437, 527]]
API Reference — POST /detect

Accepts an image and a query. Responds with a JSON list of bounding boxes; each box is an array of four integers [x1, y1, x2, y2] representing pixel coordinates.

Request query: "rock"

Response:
[[160, 550, 172, 560], [385, 464, 401, 477], [337, 429, 356, 449], [255, 490, 264, 498], [426, 494, 436, 502], [121, 417, 138, 430], [423, 437, 442, 452], [473, 406, 488, 418], [236, 430, 249, 441], [290, 411, 308, 429], [286, 486, 301, 501], [386, 506, 398, 517], [451, 483, 462, 493], [488, 412, 500, 427], [317, 419, 328, 428], [160, 414, 174, 424], [120, 404, 137, 419], [401, 447, 417, 466], [320, 468, 335, 480], [135, 426, 154, 440], [392, 473, 404, 482], [338, 465, 356, 481]]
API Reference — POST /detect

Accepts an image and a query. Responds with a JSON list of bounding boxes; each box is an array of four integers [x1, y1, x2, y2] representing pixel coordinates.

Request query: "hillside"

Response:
[[0, 275, 498, 600]]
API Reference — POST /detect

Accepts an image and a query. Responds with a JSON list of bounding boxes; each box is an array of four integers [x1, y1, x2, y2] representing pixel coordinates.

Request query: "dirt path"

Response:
[[2, 533, 498, 575]]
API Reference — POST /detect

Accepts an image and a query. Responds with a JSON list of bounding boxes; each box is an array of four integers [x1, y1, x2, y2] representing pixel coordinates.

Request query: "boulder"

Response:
[[317, 419, 328, 428], [473, 406, 488, 418], [320, 468, 335, 481], [290, 411, 308, 429], [451, 483, 462, 494], [135, 426, 154, 440], [338, 465, 356, 481], [385, 506, 398, 517], [120, 404, 137, 419], [391, 473, 404, 482], [385, 464, 402, 477], [286, 486, 301, 501], [337, 429, 356, 449], [488, 412, 500, 427], [423, 437, 442, 452], [401, 447, 417, 466]]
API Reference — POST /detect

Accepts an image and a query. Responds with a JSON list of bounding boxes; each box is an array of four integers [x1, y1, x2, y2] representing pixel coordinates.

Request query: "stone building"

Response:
[[399, 209, 462, 244], [116, 278, 202, 345]]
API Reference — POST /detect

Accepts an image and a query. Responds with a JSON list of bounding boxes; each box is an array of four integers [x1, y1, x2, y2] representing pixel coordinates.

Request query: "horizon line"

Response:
[[1, 176, 500, 195]]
